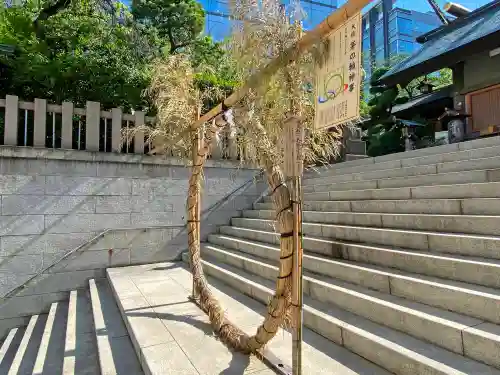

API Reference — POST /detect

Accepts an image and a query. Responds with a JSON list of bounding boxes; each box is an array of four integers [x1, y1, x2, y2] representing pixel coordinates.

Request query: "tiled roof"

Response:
[[391, 85, 453, 114], [379, 0, 500, 85]]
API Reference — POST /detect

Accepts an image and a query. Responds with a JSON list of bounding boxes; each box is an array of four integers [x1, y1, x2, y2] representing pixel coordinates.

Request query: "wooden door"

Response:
[[467, 84, 500, 134]]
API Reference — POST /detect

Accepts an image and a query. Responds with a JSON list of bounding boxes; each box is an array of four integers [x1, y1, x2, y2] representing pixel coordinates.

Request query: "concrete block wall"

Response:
[[0, 146, 265, 336]]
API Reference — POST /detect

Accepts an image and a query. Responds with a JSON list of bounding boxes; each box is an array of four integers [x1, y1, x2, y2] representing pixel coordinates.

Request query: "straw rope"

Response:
[[186, 111, 294, 353]]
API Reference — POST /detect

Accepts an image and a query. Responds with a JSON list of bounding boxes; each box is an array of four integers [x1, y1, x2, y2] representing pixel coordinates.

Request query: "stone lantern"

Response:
[[438, 107, 471, 144]]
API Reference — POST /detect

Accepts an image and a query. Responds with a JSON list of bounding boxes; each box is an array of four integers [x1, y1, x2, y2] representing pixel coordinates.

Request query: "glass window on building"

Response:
[[389, 17, 397, 38], [206, 17, 230, 41], [397, 17, 413, 36], [204, 0, 222, 13], [371, 6, 380, 23], [198, 0, 210, 10], [363, 54, 371, 77], [362, 17, 368, 31], [390, 40, 398, 56], [302, 2, 335, 30], [376, 4, 383, 20], [211, 0, 228, 15], [398, 40, 413, 54], [374, 23, 384, 50], [362, 33, 370, 52], [414, 21, 436, 37], [309, 3, 330, 28], [301, 1, 313, 30], [375, 48, 385, 67]]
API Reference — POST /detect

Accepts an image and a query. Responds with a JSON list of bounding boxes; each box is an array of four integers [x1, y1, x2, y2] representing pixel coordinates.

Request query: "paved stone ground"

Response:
[[108, 263, 276, 374], [108, 262, 389, 375]]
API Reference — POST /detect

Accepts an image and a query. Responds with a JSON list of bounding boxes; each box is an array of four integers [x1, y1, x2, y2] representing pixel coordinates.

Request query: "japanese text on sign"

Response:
[[314, 11, 362, 130]]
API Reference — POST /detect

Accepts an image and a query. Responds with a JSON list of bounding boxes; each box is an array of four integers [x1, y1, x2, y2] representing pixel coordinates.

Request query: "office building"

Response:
[[361, 0, 442, 81], [199, 0, 338, 41]]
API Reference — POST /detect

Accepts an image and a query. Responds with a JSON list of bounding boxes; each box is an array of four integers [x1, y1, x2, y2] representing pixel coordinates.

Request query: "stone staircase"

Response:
[[192, 137, 500, 374], [3, 136, 500, 374], [0, 279, 143, 375]]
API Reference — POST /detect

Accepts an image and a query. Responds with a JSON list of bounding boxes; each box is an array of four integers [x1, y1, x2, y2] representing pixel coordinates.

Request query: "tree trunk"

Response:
[[186, 112, 294, 353]]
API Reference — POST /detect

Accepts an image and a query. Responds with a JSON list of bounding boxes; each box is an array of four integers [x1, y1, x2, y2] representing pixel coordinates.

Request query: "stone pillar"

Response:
[[452, 63, 468, 134], [34, 98, 47, 147], [134, 111, 145, 154], [61, 102, 74, 149], [448, 118, 465, 144], [86, 101, 100, 151], [4, 95, 18, 146], [111, 108, 122, 153]]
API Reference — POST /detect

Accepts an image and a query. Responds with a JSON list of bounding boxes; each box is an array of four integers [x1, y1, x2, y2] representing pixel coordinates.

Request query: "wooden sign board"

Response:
[[314, 11, 362, 130]]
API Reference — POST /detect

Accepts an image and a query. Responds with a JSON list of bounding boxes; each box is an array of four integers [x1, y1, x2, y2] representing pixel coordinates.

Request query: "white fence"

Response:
[[0, 95, 241, 160]]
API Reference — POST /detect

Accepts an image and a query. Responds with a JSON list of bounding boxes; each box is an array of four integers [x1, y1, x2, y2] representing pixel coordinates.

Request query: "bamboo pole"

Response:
[[285, 17, 305, 372], [149, 0, 373, 155], [291, 176, 303, 375], [190, 106, 202, 300], [282, 116, 304, 374]]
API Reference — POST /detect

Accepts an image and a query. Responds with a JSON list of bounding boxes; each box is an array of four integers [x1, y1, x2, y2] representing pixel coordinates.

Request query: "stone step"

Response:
[[201, 243, 500, 368], [306, 143, 500, 180], [106, 268, 185, 375], [89, 279, 143, 375], [228, 218, 500, 259], [187, 254, 500, 375], [32, 301, 68, 375], [208, 234, 500, 289], [0, 327, 25, 373], [62, 289, 100, 375], [113, 261, 393, 375], [403, 145, 500, 168], [294, 181, 500, 202], [303, 167, 500, 193], [305, 154, 500, 187], [203, 241, 500, 324], [307, 135, 500, 175], [345, 154, 368, 161], [256, 197, 500, 215], [305, 163, 436, 186], [7, 313, 47, 375], [243, 209, 500, 236]]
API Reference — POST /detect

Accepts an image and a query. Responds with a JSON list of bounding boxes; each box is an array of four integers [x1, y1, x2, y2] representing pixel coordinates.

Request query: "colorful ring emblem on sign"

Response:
[[317, 70, 347, 104]]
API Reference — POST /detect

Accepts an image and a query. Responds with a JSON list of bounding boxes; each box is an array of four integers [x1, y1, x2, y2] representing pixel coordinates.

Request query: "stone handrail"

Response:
[[0, 169, 262, 307], [0, 225, 186, 304]]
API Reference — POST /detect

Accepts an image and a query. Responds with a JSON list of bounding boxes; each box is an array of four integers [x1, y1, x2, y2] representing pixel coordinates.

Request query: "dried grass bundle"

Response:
[[122, 54, 227, 158]]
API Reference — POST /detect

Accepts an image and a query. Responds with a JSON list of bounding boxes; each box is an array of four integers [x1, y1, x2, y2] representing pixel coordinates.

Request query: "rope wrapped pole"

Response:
[[190, 106, 202, 300], [282, 116, 304, 374]]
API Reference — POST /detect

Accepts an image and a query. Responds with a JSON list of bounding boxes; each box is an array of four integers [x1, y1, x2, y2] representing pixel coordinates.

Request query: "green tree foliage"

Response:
[[364, 67, 403, 157], [362, 54, 453, 157], [398, 68, 452, 100], [132, 0, 204, 54], [0, 0, 236, 112], [189, 36, 238, 102], [0, 0, 163, 111]]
